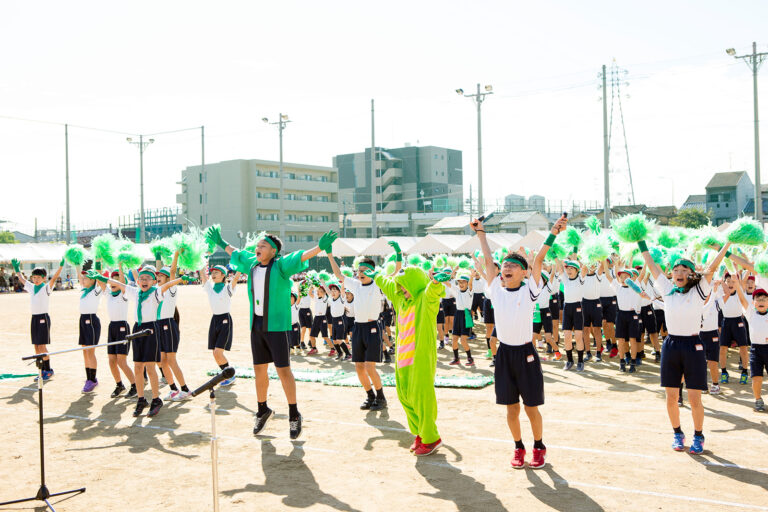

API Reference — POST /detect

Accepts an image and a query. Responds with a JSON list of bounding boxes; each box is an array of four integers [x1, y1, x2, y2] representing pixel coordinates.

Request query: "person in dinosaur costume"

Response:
[[374, 242, 448, 456]]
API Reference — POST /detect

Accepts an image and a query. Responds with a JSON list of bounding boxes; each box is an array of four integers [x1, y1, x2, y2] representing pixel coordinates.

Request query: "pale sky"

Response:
[[1, 0, 766, 234]]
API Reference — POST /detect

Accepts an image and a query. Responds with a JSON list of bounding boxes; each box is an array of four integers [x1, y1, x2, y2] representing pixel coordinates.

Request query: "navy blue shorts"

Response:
[[208, 313, 233, 351], [132, 322, 160, 363], [562, 302, 583, 331], [78, 314, 101, 346], [720, 317, 748, 347], [699, 329, 720, 362], [437, 305, 445, 324], [639, 305, 657, 335], [549, 295, 560, 315], [615, 310, 641, 340], [331, 316, 346, 340], [351, 320, 382, 363], [494, 342, 544, 407], [250, 315, 291, 368], [442, 298, 457, 317], [483, 298, 495, 324], [533, 307, 553, 334], [31, 313, 51, 345], [660, 335, 707, 391], [310, 315, 328, 338], [157, 317, 180, 353], [107, 320, 130, 356], [471, 293, 486, 313], [290, 323, 301, 347], [581, 298, 603, 328], [299, 308, 313, 328], [345, 316, 355, 336], [655, 309, 666, 333], [750, 344, 768, 378], [452, 310, 473, 337], [381, 309, 393, 326], [600, 297, 617, 324]]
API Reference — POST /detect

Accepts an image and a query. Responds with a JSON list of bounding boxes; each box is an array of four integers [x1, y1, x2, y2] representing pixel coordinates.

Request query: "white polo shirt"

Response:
[[581, 274, 602, 301], [79, 286, 104, 315], [746, 306, 768, 345], [536, 279, 557, 308], [701, 294, 720, 332], [291, 304, 300, 325], [24, 281, 52, 315], [125, 285, 164, 325], [344, 277, 383, 323], [204, 280, 235, 315], [328, 296, 346, 317], [345, 300, 355, 318], [654, 274, 711, 336], [610, 280, 641, 312], [473, 278, 486, 295], [449, 282, 474, 311], [298, 295, 311, 309], [600, 271, 617, 298], [716, 292, 744, 318], [487, 275, 542, 346], [106, 290, 130, 322], [313, 294, 329, 316], [159, 285, 178, 320], [561, 275, 584, 304]]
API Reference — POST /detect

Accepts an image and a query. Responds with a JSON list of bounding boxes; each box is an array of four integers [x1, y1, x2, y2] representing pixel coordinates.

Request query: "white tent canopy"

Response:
[[363, 236, 421, 256], [320, 238, 377, 257], [511, 231, 547, 251], [454, 233, 522, 255], [409, 235, 470, 255], [0, 243, 156, 267]]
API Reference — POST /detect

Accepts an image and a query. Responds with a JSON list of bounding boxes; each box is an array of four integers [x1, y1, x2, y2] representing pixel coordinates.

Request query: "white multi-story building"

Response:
[[178, 159, 339, 251]]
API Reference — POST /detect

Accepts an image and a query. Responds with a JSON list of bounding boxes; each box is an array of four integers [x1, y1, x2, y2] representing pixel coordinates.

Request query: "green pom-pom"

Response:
[[560, 227, 582, 251], [446, 256, 459, 268], [677, 229, 692, 246], [607, 234, 620, 252], [579, 235, 610, 265], [493, 247, 510, 262], [612, 213, 655, 243], [474, 249, 482, 258], [171, 228, 209, 271], [352, 255, 365, 270], [754, 252, 768, 277], [243, 232, 259, 253], [384, 261, 397, 275], [421, 259, 433, 271], [457, 256, 472, 269], [433, 254, 447, 268], [91, 234, 117, 267], [620, 245, 639, 265], [649, 246, 665, 268], [385, 252, 398, 263], [585, 216, 602, 235], [666, 249, 685, 270], [694, 226, 724, 251], [407, 254, 425, 267], [655, 228, 677, 249], [726, 217, 765, 246], [340, 266, 354, 278], [64, 244, 90, 267], [545, 242, 567, 262], [317, 270, 332, 282], [149, 238, 175, 265], [117, 242, 144, 269]]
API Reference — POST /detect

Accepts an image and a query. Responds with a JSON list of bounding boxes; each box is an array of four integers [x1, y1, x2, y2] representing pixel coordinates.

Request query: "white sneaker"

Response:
[[173, 390, 191, 401], [164, 390, 179, 401], [709, 384, 720, 395]]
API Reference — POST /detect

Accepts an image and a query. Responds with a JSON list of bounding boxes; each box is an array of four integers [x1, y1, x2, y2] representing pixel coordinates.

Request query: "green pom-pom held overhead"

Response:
[[753, 252, 768, 277], [91, 233, 118, 267], [340, 266, 355, 278], [171, 228, 209, 271], [560, 226, 582, 253], [64, 244, 90, 267], [584, 215, 602, 235], [149, 238, 175, 265], [612, 213, 655, 243], [545, 241, 567, 262], [407, 253, 425, 267], [726, 217, 765, 246], [655, 228, 678, 249], [117, 243, 144, 269], [579, 235, 610, 265]]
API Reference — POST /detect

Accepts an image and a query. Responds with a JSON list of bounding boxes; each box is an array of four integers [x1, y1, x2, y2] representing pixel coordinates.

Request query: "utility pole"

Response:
[[263, 115, 291, 241], [727, 42, 767, 223], [64, 124, 71, 243], [601, 65, 610, 228], [201, 126, 205, 228], [126, 135, 155, 243], [456, 84, 493, 214], [371, 99, 377, 238]]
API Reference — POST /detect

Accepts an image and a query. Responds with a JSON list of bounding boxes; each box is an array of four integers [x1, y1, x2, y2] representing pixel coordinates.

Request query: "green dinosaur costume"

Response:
[[375, 267, 445, 444]]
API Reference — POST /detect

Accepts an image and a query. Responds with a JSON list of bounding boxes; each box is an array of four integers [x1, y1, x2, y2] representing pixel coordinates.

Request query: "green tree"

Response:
[[0, 231, 17, 243], [670, 208, 711, 229]]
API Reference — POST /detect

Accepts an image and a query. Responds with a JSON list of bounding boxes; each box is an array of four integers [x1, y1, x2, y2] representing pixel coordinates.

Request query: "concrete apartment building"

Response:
[[178, 159, 338, 251]]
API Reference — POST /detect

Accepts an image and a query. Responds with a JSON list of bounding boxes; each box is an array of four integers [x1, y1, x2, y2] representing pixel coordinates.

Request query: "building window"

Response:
[[254, 169, 261, 176], [300, 194, 312, 201], [200, 215, 203, 225], [725, 203, 729, 208], [199, 194, 202, 204], [285, 193, 296, 200], [286, 214, 295, 221], [303, 174, 313, 181], [318, 215, 329, 222], [285, 172, 295, 179], [317, 176, 328, 182], [199, 173, 202, 183], [317, 196, 328, 202]]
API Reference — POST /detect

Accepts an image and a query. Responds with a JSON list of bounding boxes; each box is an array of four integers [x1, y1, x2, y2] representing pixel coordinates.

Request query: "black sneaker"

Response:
[[388, 346, 395, 355], [628, 364, 636, 374], [563, 361, 574, 371], [253, 408, 273, 435], [654, 352, 661, 363], [635, 357, 643, 367], [148, 398, 163, 417], [111, 382, 126, 398], [584, 352, 592, 362], [133, 398, 148, 417], [619, 361, 627, 372], [490, 357, 496, 368], [360, 396, 375, 410], [300, 342, 307, 350], [289, 414, 303, 440], [439, 341, 445, 350], [383, 352, 392, 363], [125, 386, 138, 399], [371, 397, 388, 411], [595, 352, 602, 362]]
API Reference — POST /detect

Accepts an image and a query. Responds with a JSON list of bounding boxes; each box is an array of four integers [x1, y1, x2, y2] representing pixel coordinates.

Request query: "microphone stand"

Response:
[[1, 331, 149, 511], [209, 388, 220, 512]]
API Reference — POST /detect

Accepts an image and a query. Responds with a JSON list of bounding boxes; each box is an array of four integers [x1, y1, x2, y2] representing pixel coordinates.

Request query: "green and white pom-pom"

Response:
[[693, 226, 724, 251], [64, 244, 90, 267], [171, 228, 209, 271], [666, 249, 686, 270], [340, 266, 354, 278], [445, 256, 459, 268], [407, 254, 425, 267], [726, 217, 765, 246], [545, 241, 568, 262], [753, 252, 768, 277], [317, 270, 332, 282], [655, 228, 678, 249], [433, 254, 448, 268], [607, 234, 620, 252], [585, 215, 602, 235], [243, 232, 260, 253], [559, 227, 582, 252], [91, 234, 118, 267], [473, 249, 482, 258], [649, 246, 665, 269], [421, 259, 433, 271], [493, 247, 509, 262], [384, 261, 397, 275], [612, 213, 655, 243], [677, 229, 693, 246], [625, 278, 643, 295], [631, 254, 644, 268], [457, 256, 472, 269], [117, 242, 144, 269], [352, 255, 365, 270], [620, 244, 639, 265], [385, 252, 398, 263], [579, 235, 610, 265], [149, 237, 175, 265]]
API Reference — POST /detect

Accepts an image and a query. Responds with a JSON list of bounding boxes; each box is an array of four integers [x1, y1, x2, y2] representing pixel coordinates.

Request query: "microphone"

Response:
[[191, 367, 236, 397], [126, 329, 152, 340]]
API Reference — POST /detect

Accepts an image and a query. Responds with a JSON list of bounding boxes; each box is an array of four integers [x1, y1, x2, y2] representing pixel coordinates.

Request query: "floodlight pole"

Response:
[[602, 65, 610, 228], [65, 124, 71, 243], [127, 136, 154, 243], [459, 84, 493, 215]]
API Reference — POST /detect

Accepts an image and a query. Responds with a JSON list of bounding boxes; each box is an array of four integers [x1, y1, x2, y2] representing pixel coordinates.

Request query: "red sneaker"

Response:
[[530, 448, 546, 469], [511, 448, 526, 469], [410, 435, 422, 453], [329, 349, 337, 357], [414, 438, 442, 456], [554, 351, 563, 361], [465, 358, 475, 367], [449, 359, 460, 366], [609, 347, 619, 358], [307, 348, 318, 355]]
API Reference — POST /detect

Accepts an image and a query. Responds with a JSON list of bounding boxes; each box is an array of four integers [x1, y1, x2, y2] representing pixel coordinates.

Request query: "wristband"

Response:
[[395, 253, 403, 262], [637, 240, 649, 253], [725, 250, 732, 258], [544, 233, 556, 247]]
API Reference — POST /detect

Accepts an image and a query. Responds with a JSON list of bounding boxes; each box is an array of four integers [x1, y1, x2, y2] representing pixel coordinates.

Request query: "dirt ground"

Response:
[[0, 286, 766, 512]]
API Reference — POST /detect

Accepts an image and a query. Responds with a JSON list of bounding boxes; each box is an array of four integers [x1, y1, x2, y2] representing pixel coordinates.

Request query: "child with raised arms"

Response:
[[105, 268, 137, 398], [79, 260, 107, 393], [155, 250, 191, 400], [200, 264, 241, 387]]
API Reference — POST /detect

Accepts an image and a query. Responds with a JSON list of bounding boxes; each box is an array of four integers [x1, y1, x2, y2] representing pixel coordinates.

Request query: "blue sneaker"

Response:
[[672, 432, 686, 451], [220, 376, 237, 387], [739, 372, 748, 385], [42, 370, 54, 381], [720, 372, 729, 384], [689, 434, 705, 454]]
